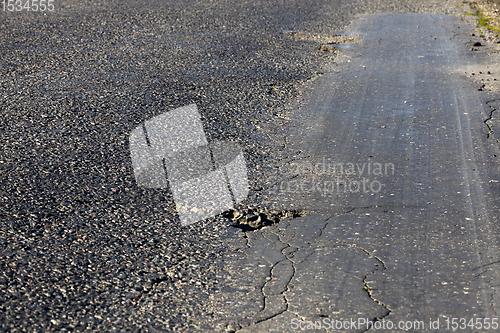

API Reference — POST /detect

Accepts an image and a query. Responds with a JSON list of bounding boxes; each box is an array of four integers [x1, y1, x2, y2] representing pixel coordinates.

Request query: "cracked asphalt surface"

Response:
[[239, 10, 500, 333], [2, 0, 500, 332]]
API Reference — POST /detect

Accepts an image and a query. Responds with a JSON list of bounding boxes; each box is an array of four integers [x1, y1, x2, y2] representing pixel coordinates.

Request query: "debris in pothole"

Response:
[[288, 32, 364, 53], [318, 44, 340, 52], [288, 31, 364, 44], [222, 208, 308, 231]]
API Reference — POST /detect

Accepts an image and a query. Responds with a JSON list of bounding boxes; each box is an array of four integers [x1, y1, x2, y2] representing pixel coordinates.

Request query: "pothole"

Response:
[[288, 31, 364, 44], [222, 208, 309, 231], [318, 44, 343, 52], [288, 31, 364, 52]]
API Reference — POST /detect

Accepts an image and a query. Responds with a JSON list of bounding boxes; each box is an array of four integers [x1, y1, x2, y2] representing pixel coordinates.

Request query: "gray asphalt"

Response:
[[218, 12, 500, 332], [1, 0, 498, 332]]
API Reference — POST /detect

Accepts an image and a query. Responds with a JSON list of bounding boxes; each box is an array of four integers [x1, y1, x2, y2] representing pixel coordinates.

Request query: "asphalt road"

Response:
[[219, 12, 500, 332], [1, 0, 499, 332]]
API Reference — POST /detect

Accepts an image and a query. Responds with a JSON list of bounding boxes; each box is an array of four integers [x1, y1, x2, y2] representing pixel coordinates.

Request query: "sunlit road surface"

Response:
[[2, 1, 500, 331], [217, 13, 500, 332]]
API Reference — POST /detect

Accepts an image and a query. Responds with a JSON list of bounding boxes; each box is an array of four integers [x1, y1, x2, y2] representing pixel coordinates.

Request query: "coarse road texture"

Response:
[[216, 13, 500, 332], [1, 0, 499, 332]]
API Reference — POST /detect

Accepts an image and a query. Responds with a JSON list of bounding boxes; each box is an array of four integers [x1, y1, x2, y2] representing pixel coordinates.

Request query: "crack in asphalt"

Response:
[[361, 268, 391, 333], [329, 207, 393, 332], [473, 260, 500, 272], [232, 215, 333, 331], [231, 212, 391, 332], [485, 99, 500, 140], [327, 240, 391, 333]]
